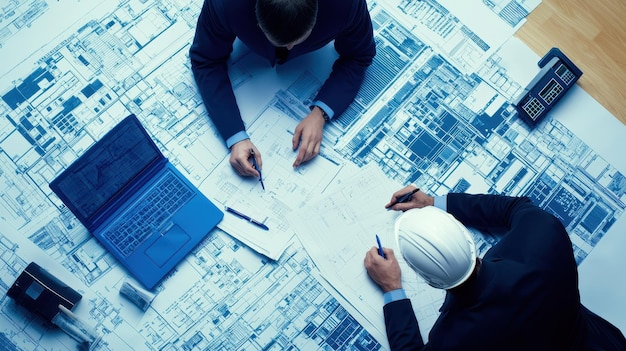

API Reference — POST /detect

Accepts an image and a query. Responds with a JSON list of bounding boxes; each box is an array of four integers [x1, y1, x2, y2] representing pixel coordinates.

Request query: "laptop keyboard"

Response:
[[104, 172, 194, 257]]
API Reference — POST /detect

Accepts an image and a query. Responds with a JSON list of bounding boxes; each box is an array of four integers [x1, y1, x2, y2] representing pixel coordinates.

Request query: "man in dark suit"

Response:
[[189, 0, 375, 177], [364, 186, 626, 350]]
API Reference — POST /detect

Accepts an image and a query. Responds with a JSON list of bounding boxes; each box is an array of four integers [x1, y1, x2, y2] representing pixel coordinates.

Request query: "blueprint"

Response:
[[292, 163, 450, 339], [1, 0, 625, 349], [199, 104, 346, 260], [0, 220, 383, 350]]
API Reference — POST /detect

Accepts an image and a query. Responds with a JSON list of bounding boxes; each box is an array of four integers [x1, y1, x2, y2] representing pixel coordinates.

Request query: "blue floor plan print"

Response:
[[0, 0, 624, 349]]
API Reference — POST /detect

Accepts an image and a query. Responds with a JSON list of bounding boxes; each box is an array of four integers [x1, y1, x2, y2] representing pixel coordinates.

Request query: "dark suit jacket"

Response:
[[189, 0, 375, 142], [384, 193, 626, 350]]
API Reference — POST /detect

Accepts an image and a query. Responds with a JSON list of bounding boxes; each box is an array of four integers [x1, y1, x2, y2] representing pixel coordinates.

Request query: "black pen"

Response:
[[225, 206, 269, 231], [387, 188, 420, 209], [249, 149, 265, 190]]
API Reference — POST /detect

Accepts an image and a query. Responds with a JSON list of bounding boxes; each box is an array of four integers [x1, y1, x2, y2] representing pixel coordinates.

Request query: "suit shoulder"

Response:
[[205, 0, 255, 17], [319, 0, 369, 17]]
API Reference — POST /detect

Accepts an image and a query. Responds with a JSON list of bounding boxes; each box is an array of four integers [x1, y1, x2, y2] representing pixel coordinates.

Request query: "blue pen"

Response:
[[376, 234, 386, 259], [249, 149, 265, 190], [226, 206, 269, 231]]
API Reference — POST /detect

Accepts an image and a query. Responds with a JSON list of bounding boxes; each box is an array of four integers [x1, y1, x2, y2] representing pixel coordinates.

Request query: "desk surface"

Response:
[[516, 0, 626, 125], [1, 2, 625, 348], [517, 0, 626, 334]]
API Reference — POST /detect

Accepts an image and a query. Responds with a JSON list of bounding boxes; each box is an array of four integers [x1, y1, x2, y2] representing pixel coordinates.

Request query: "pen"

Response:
[[376, 234, 386, 259], [225, 206, 269, 231], [387, 188, 420, 209], [249, 149, 265, 190]]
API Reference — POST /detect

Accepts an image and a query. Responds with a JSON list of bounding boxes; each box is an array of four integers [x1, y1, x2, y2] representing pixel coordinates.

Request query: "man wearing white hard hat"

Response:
[[364, 186, 626, 350]]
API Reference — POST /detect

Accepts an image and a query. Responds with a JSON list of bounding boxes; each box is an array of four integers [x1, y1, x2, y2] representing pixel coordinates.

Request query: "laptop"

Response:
[[50, 114, 223, 289]]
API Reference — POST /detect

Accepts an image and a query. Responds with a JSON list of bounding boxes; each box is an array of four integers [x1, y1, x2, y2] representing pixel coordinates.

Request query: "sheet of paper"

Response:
[[293, 164, 446, 338], [198, 105, 346, 260]]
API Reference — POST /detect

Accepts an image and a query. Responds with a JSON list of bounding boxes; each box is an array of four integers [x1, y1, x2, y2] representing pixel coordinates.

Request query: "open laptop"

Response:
[[50, 114, 223, 289]]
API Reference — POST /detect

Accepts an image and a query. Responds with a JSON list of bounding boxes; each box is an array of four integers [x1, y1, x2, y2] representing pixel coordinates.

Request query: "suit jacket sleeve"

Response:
[[314, 0, 375, 117], [384, 299, 428, 351], [445, 193, 575, 267], [445, 193, 535, 233], [189, 0, 245, 143]]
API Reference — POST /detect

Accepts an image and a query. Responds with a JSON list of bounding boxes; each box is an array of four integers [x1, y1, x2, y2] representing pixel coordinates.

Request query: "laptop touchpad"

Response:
[[145, 223, 190, 267]]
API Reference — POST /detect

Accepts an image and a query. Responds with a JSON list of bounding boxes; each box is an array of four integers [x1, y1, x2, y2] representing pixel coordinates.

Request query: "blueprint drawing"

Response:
[[0, 0, 48, 48], [328, 1, 625, 264], [293, 164, 447, 340], [199, 102, 347, 260], [1, 0, 625, 349], [0, 223, 383, 350]]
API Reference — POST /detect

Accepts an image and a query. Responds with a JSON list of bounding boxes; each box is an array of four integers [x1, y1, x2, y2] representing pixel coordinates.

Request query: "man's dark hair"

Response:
[[256, 0, 318, 46]]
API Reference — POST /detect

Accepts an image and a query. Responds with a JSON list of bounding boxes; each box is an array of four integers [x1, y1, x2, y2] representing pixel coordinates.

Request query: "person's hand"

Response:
[[364, 247, 402, 292], [230, 139, 262, 177], [292, 107, 325, 168], [384, 185, 434, 211]]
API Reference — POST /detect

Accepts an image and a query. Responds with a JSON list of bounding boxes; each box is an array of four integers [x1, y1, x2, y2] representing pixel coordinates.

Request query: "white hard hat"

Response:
[[395, 206, 477, 289]]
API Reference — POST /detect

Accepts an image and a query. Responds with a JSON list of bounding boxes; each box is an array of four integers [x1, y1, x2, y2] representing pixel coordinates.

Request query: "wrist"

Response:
[[382, 283, 403, 293], [311, 106, 330, 123], [230, 138, 250, 150]]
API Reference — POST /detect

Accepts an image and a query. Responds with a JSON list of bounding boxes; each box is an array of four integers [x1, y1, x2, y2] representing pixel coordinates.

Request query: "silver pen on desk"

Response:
[[225, 206, 269, 231]]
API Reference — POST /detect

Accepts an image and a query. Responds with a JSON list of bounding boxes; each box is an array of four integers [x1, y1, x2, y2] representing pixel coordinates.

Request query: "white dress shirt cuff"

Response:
[[434, 195, 447, 211], [226, 131, 250, 149], [383, 288, 407, 305], [311, 100, 335, 119]]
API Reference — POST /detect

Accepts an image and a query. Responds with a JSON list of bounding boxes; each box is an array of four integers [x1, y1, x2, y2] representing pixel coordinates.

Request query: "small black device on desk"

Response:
[[6, 262, 82, 323], [513, 47, 583, 126], [7, 262, 101, 348]]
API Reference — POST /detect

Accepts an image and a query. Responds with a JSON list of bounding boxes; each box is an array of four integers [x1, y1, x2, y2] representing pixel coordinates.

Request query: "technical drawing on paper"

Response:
[[1, 0, 625, 349]]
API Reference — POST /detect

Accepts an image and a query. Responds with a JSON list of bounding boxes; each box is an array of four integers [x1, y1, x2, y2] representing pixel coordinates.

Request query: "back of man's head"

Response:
[[256, 0, 318, 46], [395, 206, 477, 290]]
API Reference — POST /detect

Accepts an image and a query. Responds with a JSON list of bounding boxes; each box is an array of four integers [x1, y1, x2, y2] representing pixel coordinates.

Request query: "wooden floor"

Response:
[[516, 0, 626, 125]]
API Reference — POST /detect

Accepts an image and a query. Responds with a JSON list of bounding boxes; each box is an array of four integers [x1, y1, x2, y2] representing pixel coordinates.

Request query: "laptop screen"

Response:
[[50, 115, 161, 225]]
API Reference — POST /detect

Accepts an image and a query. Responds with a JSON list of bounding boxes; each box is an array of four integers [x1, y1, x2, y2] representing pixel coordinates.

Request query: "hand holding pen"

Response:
[[364, 237, 403, 292], [385, 186, 434, 211], [229, 140, 262, 178]]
